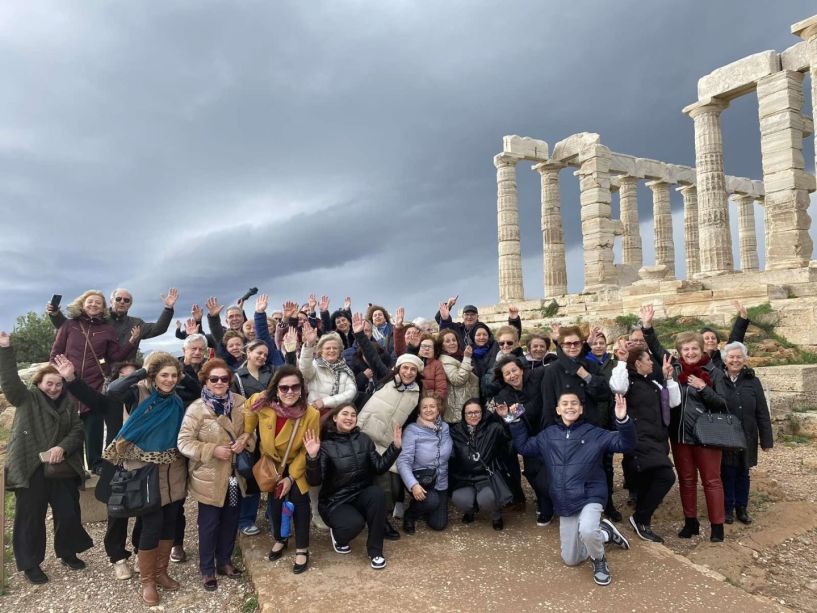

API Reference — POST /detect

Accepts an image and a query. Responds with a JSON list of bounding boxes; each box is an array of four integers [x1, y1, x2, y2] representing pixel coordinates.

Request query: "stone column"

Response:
[[576, 144, 617, 291], [732, 194, 760, 272], [494, 153, 525, 302], [618, 176, 642, 269], [646, 180, 675, 278], [534, 161, 567, 297], [683, 98, 734, 276], [756, 69, 813, 269], [792, 16, 817, 177], [678, 185, 700, 278]]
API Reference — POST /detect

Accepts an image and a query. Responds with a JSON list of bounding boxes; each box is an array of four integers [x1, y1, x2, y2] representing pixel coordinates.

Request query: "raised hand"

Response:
[[282, 300, 298, 319], [191, 303, 204, 321], [463, 344, 473, 358], [343, 296, 352, 311], [640, 304, 654, 328], [302, 320, 318, 347], [446, 296, 458, 308], [185, 318, 200, 335], [549, 322, 561, 339], [733, 300, 748, 319], [129, 325, 142, 344], [394, 306, 405, 327], [45, 303, 58, 315], [662, 354, 674, 380], [52, 354, 76, 381], [236, 298, 245, 310], [494, 402, 509, 418], [393, 424, 402, 449], [319, 295, 330, 312], [0, 331, 10, 347], [352, 312, 365, 334], [307, 293, 318, 312], [587, 326, 599, 346], [614, 393, 627, 420], [303, 429, 320, 459], [438, 302, 450, 320], [255, 294, 269, 314], [614, 338, 628, 361], [508, 304, 520, 319], [283, 326, 299, 353], [206, 297, 223, 317], [162, 288, 179, 309]]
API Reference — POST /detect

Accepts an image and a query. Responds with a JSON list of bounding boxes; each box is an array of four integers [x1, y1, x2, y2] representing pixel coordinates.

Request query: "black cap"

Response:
[[462, 305, 478, 314]]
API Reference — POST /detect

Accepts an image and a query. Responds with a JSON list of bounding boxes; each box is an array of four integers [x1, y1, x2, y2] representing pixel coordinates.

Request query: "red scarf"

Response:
[[678, 354, 712, 387]]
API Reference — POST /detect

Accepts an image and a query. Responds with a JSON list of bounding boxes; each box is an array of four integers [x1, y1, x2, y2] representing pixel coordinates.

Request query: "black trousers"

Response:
[[269, 485, 310, 549], [104, 403, 125, 448], [139, 500, 182, 551], [405, 490, 449, 531], [632, 465, 676, 525], [81, 411, 105, 471], [13, 466, 93, 571], [324, 485, 386, 558], [174, 499, 186, 546], [603, 453, 615, 509], [197, 493, 241, 575], [522, 456, 553, 517], [500, 447, 526, 503]]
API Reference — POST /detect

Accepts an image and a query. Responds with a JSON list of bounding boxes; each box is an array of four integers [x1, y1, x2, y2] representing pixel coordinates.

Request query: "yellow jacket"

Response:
[[244, 393, 320, 495]]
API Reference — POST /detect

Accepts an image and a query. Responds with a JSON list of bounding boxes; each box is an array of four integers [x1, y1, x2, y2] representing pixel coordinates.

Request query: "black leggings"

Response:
[[632, 465, 676, 525], [324, 485, 386, 557], [139, 500, 182, 551], [269, 485, 310, 549]]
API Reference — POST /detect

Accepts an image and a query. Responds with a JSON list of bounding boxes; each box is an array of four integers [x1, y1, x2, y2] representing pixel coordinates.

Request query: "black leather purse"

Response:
[[107, 463, 160, 518], [693, 410, 747, 451]]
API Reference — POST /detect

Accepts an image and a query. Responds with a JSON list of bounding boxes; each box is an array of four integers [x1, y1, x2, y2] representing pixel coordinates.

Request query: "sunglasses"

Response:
[[498, 341, 515, 347], [114, 297, 132, 303], [208, 376, 230, 383], [562, 341, 582, 348], [278, 383, 302, 394]]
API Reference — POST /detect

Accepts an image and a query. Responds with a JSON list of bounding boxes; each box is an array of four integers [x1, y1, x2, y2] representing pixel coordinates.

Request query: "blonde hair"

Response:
[[495, 325, 519, 342], [675, 331, 704, 353], [66, 290, 109, 320]]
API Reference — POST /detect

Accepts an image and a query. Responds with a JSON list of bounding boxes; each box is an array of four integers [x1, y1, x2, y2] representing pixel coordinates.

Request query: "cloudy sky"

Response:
[[1, 1, 815, 352]]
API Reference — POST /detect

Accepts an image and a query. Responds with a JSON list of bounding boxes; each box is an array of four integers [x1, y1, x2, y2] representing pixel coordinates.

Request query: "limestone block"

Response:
[[667, 164, 696, 185], [638, 265, 669, 280], [635, 158, 669, 181], [726, 176, 755, 195], [804, 116, 814, 138], [609, 153, 637, 176], [759, 111, 810, 135], [781, 41, 810, 72], [762, 169, 815, 192], [761, 150, 806, 175], [751, 180, 765, 197], [551, 133, 601, 163], [697, 50, 781, 100], [755, 365, 817, 394], [502, 135, 549, 161], [791, 15, 817, 38]]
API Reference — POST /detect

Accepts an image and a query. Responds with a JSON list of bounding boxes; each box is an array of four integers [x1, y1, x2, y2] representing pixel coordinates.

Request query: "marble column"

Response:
[[683, 98, 734, 276], [646, 180, 675, 278], [792, 16, 817, 177], [576, 144, 617, 291], [494, 153, 525, 302], [732, 194, 760, 272], [534, 161, 567, 297], [678, 185, 700, 278], [618, 176, 642, 269], [756, 69, 812, 269]]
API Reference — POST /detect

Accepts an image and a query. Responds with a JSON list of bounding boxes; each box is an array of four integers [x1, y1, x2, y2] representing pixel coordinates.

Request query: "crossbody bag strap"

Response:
[[278, 417, 302, 475], [79, 322, 107, 379], [466, 439, 495, 476]]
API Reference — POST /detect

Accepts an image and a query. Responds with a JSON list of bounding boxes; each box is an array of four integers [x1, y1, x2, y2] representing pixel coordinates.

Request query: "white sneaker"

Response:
[[370, 555, 386, 570], [113, 559, 132, 580], [311, 512, 329, 531], [241, 524, 261, 536], [330, 529, 351, 554]]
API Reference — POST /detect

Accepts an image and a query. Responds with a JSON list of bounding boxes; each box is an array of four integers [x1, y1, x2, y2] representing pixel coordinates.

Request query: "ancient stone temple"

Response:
[[482, 14, 817, 349]]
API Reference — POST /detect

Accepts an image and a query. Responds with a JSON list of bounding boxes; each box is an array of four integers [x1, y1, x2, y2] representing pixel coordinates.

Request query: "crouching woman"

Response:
[[497, 392, 635, 587], [305, 403, 401, 570]]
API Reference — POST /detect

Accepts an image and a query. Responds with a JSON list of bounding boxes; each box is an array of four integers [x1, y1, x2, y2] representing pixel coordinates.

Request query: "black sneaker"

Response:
[[536, 513, 552, 527], [629, 515, 664, 543], [724, 509, 734, 524], [591, 555, 611, 586], [24, 565, 49, 584], [402, 518, 416, 535], [384, 520, 401, 541], [492, 518, 504, 531], [369, 555, 386, 570], [601, 518, 630, 550], [605, 505, 622, 522], [329, 528, 351, 554], [60, 554, 86, 570], [462, 512, 475, 524]]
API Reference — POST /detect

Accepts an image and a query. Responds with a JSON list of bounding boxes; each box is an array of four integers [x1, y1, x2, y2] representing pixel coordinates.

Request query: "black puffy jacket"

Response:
[[540, 348, 611, 428], [449, 404, 510, 489], [623, 371, 673, 472], [306, 427, 399, 516]]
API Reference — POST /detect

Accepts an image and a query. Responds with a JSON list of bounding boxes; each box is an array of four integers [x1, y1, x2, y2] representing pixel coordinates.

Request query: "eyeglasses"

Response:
[[562, 341, 582, 348], [498, 341, 515, 347], [278, 383, 302, 394], [208, 376, 230, 383], [114, 297, 132, 303], [464, 411, 482, 417]]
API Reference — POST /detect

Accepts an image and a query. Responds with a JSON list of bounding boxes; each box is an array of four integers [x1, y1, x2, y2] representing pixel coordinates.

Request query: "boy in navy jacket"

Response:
[[497, 391, 636, 586]]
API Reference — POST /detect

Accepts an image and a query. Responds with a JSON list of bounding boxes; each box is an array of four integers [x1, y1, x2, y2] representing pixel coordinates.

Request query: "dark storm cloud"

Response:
[[1, 0, 814, 350]]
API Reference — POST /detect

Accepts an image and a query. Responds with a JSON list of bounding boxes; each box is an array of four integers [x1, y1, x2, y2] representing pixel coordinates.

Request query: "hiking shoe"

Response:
[[724, 509, 734, 524], [370, 555, 386, 570], [170, 545, 186, 563], [384, 520, 401, 540], [60, 554, 86, 570], [629, 516, 664, 543], [241, 524, 261, 536], [462, 512, 475, 524], [330, 528, 351, 554], [736, 507, 753, 525], [601, 518, 630, 550], [536, 513, 552, 527], [24, 566, 49, 584], [591, 556, 611, 586], [113, 559, 133, 580]]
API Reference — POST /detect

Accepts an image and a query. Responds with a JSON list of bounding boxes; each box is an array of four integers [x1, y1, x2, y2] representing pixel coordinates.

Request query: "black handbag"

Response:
[[466, 441, 514, 508], [107, 463, 161, 518], [693, 410, 747, 451], [412, 468, 437, 489]]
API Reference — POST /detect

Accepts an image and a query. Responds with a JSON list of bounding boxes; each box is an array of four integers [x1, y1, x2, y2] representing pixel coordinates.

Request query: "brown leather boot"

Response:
[[155, 540, 181, 590], [138, 549, 160, 606]]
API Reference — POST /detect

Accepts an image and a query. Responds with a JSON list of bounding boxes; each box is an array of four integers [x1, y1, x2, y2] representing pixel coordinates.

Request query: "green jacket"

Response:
[[1, 346, 85, 490]]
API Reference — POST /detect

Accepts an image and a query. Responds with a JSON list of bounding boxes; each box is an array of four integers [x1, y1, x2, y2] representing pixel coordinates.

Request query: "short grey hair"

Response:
[[721, 341, 748, 362], [183, 333, 208, 349], [226, 304, 243, 315], [412, 317, 438, 333], [110, 288, 133, 301]]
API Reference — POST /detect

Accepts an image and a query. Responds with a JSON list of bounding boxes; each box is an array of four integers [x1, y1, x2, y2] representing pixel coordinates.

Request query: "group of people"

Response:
[[0, 288, 774, 601]]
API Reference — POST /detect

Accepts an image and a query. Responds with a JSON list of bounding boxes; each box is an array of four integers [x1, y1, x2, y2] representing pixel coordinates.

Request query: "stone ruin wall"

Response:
[[480, 14, 817, 353]]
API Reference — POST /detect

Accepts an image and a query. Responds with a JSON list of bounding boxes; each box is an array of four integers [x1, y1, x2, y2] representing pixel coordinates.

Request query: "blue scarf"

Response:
[[585, 352, 610, 367], [473, 344, 490, 359], [116, 389, 185, 453]]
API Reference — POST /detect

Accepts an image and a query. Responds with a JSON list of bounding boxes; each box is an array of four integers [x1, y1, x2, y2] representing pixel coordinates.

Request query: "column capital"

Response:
[[730, 193, 756, 204], [645, 179, 670, 190], [792, 15, 817, 40], [683, 97, 729, 118], [676, 184, 697, 195], [532, 160, 565, 173], [494, 152, 524, 168]]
